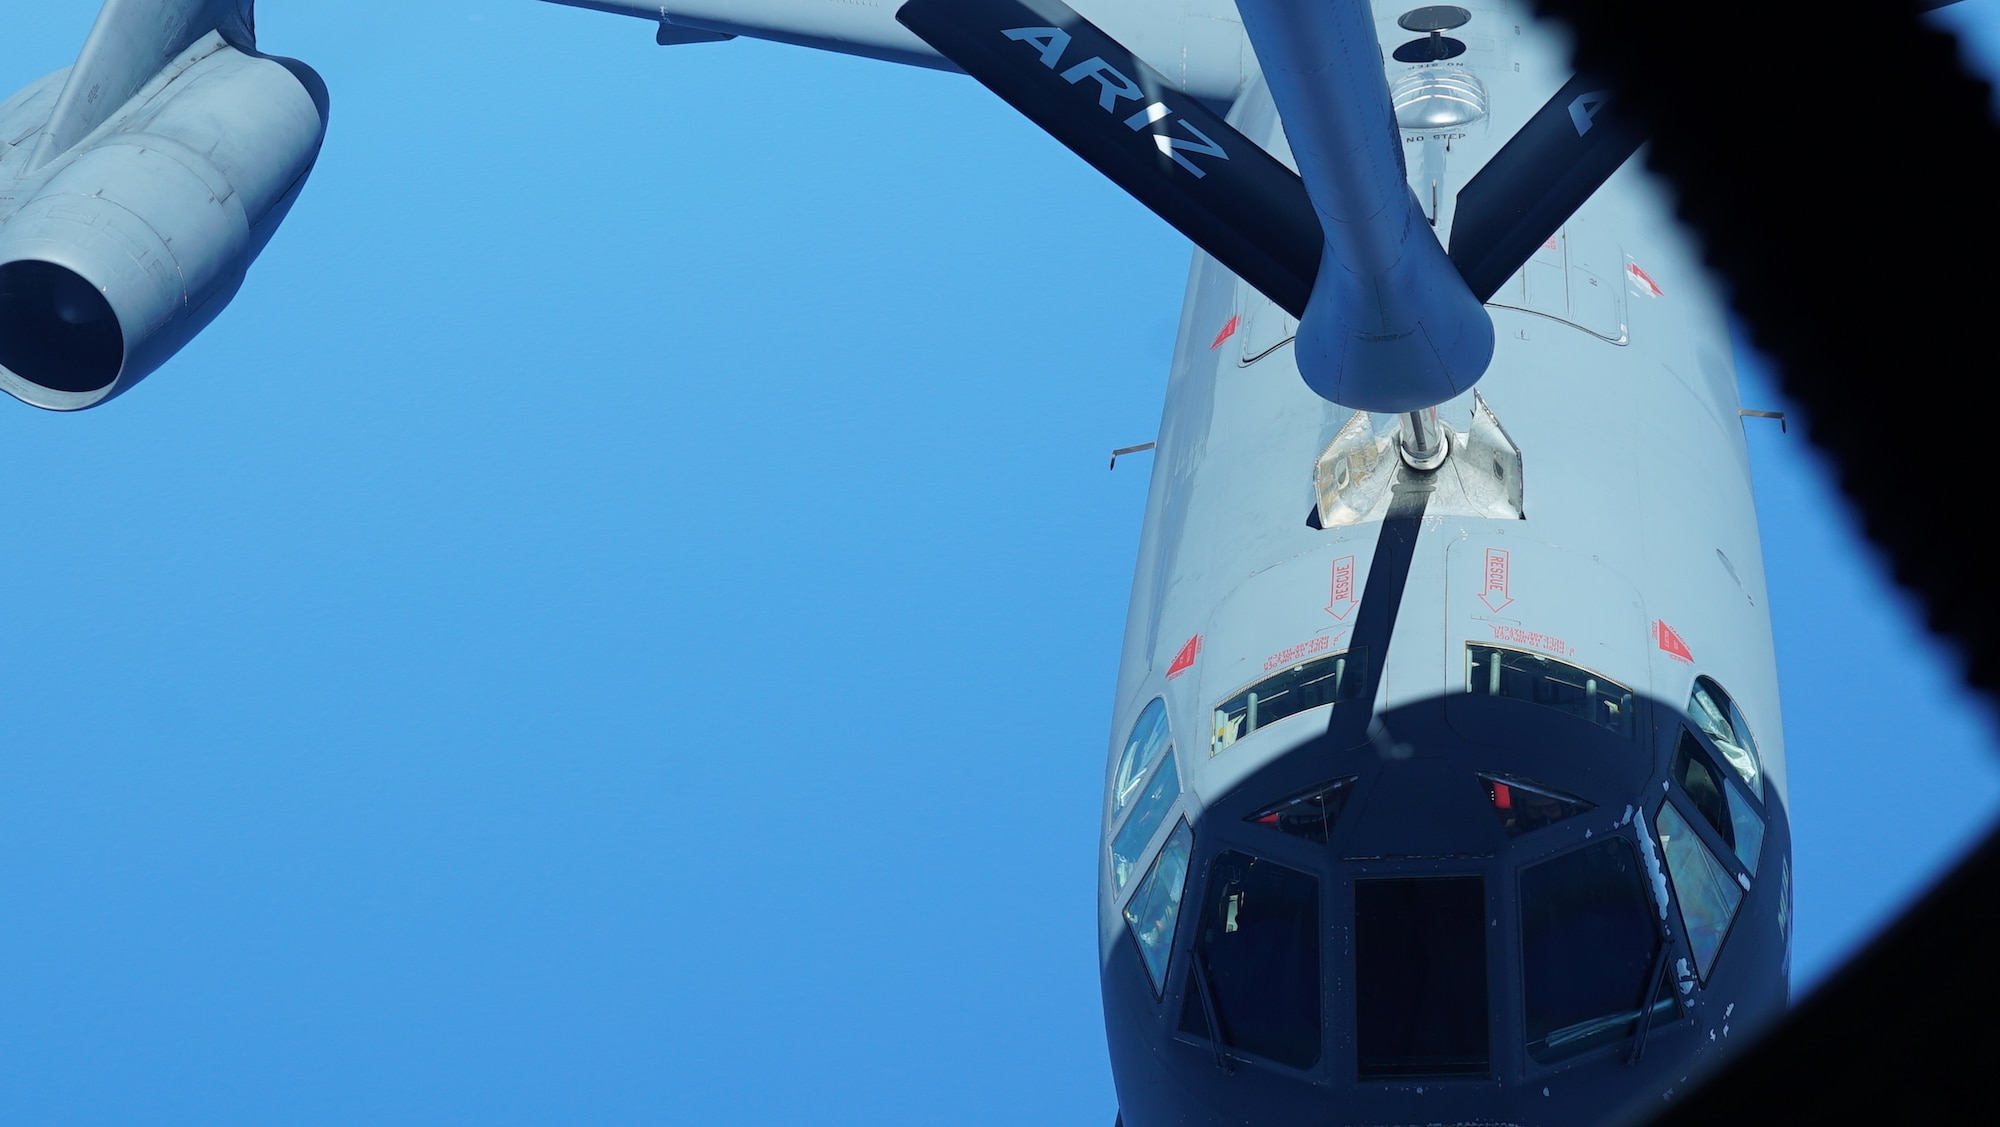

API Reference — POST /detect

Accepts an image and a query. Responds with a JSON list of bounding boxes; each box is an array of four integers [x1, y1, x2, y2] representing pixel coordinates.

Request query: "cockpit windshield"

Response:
[[1520, 839, 1665, 1062], [1465, 644, 1634, 737], [1179, 851, 1322, 1068], [1688, 677, 1763, 799]]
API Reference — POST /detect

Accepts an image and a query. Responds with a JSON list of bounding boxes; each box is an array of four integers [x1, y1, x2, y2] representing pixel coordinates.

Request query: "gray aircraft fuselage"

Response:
[[0, 2, 1791, 1124], [1096, 7, 1789, 1122]]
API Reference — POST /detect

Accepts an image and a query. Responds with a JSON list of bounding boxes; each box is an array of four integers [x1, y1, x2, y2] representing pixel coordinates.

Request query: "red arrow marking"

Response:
[[1654, 620, 1694, 664], [1209, 315, 1239, 351], [1478, 548, 1514, 613], [1166, 634, 1202, 680], [1325, 555, 1358, 620]]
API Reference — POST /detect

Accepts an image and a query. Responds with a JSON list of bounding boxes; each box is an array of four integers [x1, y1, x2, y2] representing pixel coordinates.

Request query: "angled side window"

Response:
[[1123, 820, 1194, 996], [1688, 677, 1763, 800], [1113, 698, 1172, 818], [1727, 784, 1766, 876], [1671, 732, 1735, 848], [1110, 753, 1181, 893], [1465, 644, 1634, 738], [1673, 729, 1765, 876], [1655, 802, 1743, 979]]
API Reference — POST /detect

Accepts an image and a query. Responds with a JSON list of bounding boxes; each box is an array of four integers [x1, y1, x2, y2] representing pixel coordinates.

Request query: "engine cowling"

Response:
[[0, 34, 327, 410]]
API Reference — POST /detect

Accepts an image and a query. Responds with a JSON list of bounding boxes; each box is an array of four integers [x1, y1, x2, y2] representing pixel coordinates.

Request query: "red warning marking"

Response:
[[1542, 234, 1559, 252], [1209, 315, 1240, 351], [1492, 783, 1514, 810], [1325, 555, 1358, 620], [1478, 548, 1514, 613], [1166, 634, 1202, 680], [1627, 261, 1664, 297], [1654, 620, 1694, 664]]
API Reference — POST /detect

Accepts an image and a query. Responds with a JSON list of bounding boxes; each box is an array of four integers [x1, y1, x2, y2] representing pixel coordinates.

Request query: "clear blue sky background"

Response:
[[1, 3, 1995, 1124]]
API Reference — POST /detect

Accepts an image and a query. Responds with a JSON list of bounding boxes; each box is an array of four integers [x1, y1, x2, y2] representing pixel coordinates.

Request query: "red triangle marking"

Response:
[[1209, 316, 1240, 351], [1654, 620, 1695, 664], [1166, 634, 1202, 680]]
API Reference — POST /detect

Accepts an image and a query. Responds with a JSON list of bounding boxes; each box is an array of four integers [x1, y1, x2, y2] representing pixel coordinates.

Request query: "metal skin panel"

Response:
[[1450, 72, 1648, 303]]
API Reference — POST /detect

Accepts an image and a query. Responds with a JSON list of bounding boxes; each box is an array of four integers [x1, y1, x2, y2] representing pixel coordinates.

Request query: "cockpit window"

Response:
[[1465, 644, 1634, 738], [1110, 753, 1181, 893], [1671, 732, 1733, 847], [1672, 731, 1765, 876], [1179, 851, 1322, 1068], [1113, 699, 1171, 817], [1655, 801, 1743, 979], [1123, 820, 1194, 996], [1357, 876, 1490, 1078], [1728, 784, 1765, 876], [1688, 677, 1763, 799], [1480, 772, 1595, 837], [1246, 777, 1357, 844], [1211, 648, 1368, 756], [1520, 839, 1667, 1063]]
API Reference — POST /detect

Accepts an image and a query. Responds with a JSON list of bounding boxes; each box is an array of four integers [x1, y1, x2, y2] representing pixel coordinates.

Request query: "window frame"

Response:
[[1653, 784, 1751, 984], [1515, 835, 1672, 1065], [1176, 846, 1327, 1070], [1687, 675, 1765, 801], [1674, 723, 1769, 873], [1109, 749, 1184, 898], [1110, 697, 1173, 823], [1461, 642, 1637, 739], [1208, 646, 1370, 758], [1122, 818, 1197, 999]]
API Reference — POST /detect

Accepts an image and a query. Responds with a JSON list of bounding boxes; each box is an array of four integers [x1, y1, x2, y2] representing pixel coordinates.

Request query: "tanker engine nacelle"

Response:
[[0, 30, 326, 411]]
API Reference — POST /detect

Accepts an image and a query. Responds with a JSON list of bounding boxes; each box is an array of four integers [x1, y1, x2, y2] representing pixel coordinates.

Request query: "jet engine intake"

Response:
[[0, 35, 327, 410]]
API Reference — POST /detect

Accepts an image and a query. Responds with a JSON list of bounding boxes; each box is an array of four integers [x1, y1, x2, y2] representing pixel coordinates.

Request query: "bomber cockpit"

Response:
[[1101, 660, 1789, 1127]]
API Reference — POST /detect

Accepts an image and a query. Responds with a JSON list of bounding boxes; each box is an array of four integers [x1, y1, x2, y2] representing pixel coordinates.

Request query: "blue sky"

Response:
[[0, 3, 1995, 1123]]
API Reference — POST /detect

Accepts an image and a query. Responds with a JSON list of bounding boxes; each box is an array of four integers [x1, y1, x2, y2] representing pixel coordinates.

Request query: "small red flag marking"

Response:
[[1166, 634, 1202, 680], [1209, 316, 1240, 351], [1654, 620, 1694, 664], [1628, 261, 1664, 298]]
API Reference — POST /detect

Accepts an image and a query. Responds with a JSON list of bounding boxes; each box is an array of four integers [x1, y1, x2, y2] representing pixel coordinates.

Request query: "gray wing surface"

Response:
[[537, 0, 1256, 105]]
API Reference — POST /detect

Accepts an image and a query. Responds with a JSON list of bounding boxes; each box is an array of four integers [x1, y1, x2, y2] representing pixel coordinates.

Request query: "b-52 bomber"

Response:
[[0, 2, 1796, 1123]]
